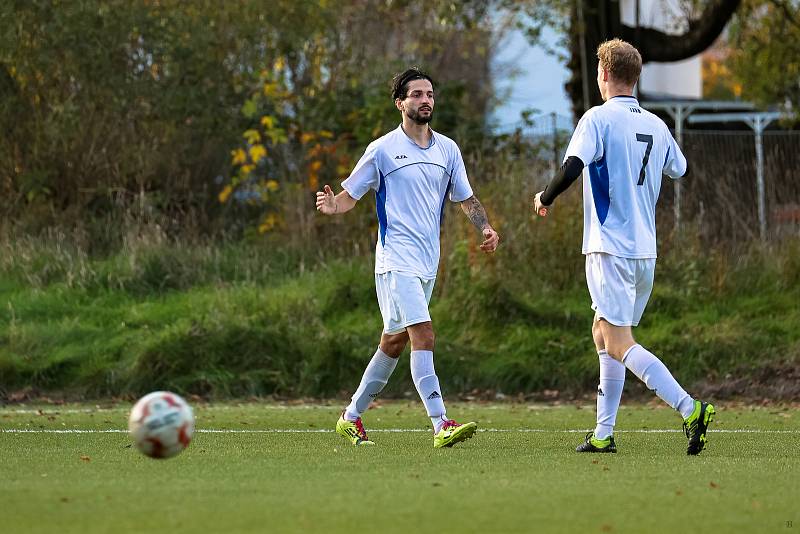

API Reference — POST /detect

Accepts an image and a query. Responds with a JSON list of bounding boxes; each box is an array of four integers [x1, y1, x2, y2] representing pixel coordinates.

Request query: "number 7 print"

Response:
[[635, 133, 653, 185]]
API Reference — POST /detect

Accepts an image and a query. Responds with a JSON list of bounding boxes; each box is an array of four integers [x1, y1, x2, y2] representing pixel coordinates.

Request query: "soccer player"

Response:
[[533, 39, 715, 455], [316, 67, 500, 448]]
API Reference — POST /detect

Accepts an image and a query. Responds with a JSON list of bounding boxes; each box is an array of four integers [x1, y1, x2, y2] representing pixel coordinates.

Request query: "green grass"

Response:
[[2, 253, 799, 400], [1, 401, 798, 533], [1, 232, 799, 399]]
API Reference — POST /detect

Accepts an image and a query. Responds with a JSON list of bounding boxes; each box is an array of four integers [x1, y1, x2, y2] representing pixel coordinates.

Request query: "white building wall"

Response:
[[620, 0, 702, 99]]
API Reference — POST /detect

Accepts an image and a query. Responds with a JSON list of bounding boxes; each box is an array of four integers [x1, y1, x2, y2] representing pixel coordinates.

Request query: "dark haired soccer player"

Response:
[[534, 40, 715, 455], [317, 67, 500, 448]]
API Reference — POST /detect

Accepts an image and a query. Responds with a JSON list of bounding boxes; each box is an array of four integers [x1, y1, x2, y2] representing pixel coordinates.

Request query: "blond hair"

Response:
[[597, 39, 642, 86]]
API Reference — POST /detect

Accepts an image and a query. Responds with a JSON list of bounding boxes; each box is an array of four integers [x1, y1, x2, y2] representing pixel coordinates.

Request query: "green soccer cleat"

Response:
[[576, 431, 617, 453], [336, 413, 375, 446], [433, 419, 477, 448], [683, 400, 715, 455]]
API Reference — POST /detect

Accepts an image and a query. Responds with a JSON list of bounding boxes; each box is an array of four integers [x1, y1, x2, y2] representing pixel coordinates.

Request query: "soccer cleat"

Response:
[[576, 431, 617, 453], [683, 400, 715, 455], [336, 413, 375, 446], [433, 420, 477, 448]]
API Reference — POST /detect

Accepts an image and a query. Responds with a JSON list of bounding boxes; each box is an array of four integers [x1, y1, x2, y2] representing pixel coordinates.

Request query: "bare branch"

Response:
[[620, 0, 742, 62]]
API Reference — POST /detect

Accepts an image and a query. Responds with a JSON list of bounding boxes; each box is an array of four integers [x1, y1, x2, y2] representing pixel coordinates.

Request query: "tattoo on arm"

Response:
[[462, 196, 489, 231]]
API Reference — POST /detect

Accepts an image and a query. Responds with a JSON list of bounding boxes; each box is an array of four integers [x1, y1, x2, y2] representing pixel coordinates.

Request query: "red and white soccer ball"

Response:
[[128, 391, 195, 459]]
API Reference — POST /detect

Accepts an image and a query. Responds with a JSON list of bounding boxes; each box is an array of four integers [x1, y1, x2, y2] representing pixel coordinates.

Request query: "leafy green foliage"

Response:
[[0, 0, 502, 240], [728, 0, 800, 113]]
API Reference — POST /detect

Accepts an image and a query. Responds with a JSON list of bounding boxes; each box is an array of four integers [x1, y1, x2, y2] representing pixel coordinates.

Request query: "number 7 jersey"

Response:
[[564, 96, 687, 259]]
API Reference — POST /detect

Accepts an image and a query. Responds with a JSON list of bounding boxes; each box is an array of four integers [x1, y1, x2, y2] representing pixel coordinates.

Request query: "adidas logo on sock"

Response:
[[369, 393, 380, 398], [597, 387, 605, 397], [427, 391, 441, 400]]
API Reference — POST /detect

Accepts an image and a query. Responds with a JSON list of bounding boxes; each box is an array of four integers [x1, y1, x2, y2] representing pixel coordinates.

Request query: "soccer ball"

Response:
[[128, 391, 195, 459]]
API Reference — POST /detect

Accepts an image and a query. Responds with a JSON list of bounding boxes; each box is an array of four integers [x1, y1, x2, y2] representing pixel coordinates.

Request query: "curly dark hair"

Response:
[[391, 67, 435, 101]]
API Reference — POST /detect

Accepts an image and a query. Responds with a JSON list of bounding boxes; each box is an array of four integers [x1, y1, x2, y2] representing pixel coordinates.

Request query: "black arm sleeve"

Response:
[[682, 162, 691, 179], [539, 156, 585, 206]]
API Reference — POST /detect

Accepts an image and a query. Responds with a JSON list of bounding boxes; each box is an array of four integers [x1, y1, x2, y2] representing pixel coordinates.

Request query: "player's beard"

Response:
[[407, 106, 433, 125]]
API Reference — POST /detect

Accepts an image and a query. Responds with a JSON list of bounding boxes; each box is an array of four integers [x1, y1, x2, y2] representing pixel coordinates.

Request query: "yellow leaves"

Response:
[[231, 148, 247, 165], [248, 144, 267, 163], [260, 115, 275, 129], [300, 132, 315, 144], [263, 82, 280, 98], [273, 57, 285, 71], [265, 180, 279, 192], [309, 160, 322, 172], [243, 129, 261, 144], [241, 164, 255, 176], [258, 213, 278, 234], [319, 130, 334, 139], [218, 185, 233, 203]]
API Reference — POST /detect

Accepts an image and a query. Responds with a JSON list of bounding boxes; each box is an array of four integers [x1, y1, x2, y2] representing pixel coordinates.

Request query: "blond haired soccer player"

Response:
[[317, 67, 500, 448], [533, 39, 715, 455]]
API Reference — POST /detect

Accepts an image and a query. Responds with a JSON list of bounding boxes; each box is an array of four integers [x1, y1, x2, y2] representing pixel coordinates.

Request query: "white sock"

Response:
[[410, 350, 447, 432], [344, 348, 398, 421], [622, 344, 695, 419], [594, 350, 625, 440]]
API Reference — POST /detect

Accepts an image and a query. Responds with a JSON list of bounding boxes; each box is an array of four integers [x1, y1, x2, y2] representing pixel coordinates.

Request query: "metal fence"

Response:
[[515, 116, 800, 244], [658, 131, 800, 243]]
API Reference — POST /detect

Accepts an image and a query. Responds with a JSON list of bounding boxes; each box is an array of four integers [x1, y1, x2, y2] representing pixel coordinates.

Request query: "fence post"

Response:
[[753, 117, 767, 241], [674, 106, 683, 233]]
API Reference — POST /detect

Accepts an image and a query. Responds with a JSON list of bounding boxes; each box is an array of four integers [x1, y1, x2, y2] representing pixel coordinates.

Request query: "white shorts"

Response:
[[375, 271, 435, 334], [585, 253, 656, 327]]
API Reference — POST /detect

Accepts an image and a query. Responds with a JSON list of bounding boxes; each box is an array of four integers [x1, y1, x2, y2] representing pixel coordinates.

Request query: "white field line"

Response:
[[1, 405, 569, 414], [1, 428, 799, 434], [2, 406, 339, 414]]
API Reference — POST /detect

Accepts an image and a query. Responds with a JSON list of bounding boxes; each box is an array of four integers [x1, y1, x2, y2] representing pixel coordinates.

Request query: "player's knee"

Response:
[[408, 323, 434, 351], [418, 329, 434, 350], [591, 323, 605, 351], [380, 333, 408, 357]]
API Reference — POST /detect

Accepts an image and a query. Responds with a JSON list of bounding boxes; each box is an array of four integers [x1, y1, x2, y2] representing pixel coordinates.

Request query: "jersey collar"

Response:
[[608, 95, 639, 103], [398, 124, 436, 150]]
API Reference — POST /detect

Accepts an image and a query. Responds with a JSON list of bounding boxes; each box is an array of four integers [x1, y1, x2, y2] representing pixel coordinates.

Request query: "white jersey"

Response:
[[342, 125, 474, 279], [564, 96, 687, 259]]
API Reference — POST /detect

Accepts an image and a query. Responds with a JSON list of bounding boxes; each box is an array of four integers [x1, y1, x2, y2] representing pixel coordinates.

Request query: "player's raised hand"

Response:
[[480, 227, 499, 253], [316, 184, 337, 214], [533, 191, 549, 217]]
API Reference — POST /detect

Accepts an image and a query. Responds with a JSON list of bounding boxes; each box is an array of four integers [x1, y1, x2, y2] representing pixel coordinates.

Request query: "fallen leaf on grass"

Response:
[[80, 455, 91, 462]]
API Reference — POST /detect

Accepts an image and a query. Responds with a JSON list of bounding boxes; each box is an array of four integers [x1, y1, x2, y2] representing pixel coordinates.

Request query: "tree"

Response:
[[566, 0, 742, 114], [0, 0, 498, 240], [726, 0, 800, 112]]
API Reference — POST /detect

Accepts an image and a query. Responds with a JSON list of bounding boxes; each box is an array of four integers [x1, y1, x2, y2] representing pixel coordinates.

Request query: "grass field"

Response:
[[1, 401, 797, 533]]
